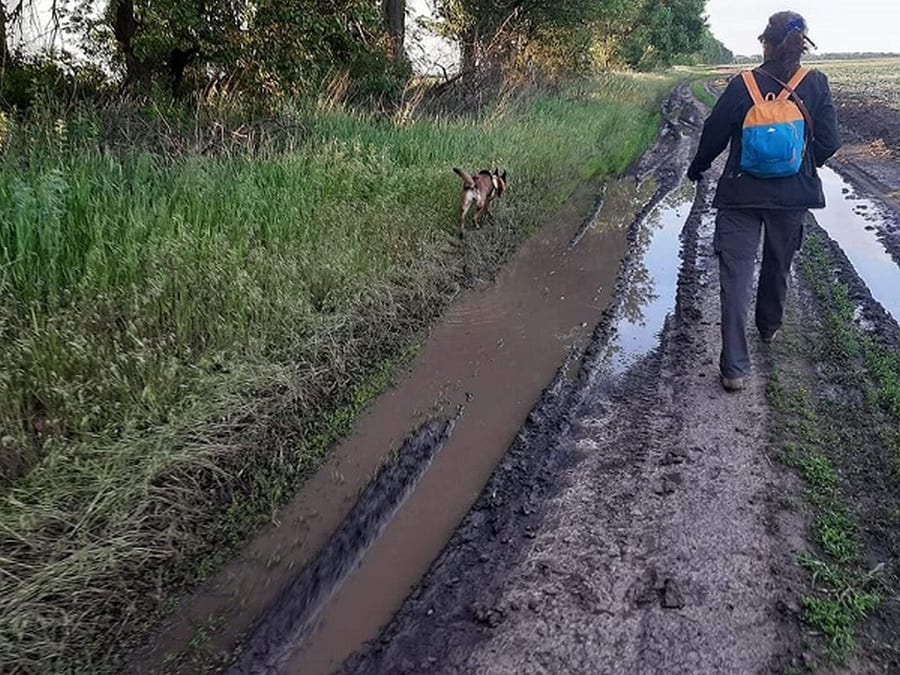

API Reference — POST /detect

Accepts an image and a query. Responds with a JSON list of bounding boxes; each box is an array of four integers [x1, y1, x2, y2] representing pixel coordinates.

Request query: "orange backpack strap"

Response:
[[740, 70, 765, 106], [777, 67, 811, 101]]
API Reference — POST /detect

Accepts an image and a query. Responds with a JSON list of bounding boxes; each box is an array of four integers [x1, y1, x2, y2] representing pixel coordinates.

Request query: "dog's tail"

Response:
[[453, 167, 475, 189]]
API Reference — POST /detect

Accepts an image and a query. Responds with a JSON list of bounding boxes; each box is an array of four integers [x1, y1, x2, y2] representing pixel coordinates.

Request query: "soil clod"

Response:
[[661, 579, 686, 610]]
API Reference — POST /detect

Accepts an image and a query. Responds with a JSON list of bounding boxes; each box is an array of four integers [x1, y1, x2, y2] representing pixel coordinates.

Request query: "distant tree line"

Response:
[[0, 0, 721, 106], [806, 52, 900, 61], [694, 28, 733, 65], [733, 51, 900, 64]]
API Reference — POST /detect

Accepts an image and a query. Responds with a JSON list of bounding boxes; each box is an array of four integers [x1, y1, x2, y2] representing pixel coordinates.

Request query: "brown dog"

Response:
[[453, 167, 507, 233]]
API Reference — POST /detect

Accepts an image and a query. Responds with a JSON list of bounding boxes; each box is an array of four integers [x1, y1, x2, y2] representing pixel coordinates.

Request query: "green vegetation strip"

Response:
[[800, 233, 900, 425], [0, 73, 676, 671], [767, 371, 881, 660], [691, 77, 718, 108], [768, 231, 900, 662]]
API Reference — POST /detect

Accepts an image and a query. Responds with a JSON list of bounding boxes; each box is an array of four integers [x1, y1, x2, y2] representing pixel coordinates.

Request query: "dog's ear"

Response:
[[500, 170, 507, 180]]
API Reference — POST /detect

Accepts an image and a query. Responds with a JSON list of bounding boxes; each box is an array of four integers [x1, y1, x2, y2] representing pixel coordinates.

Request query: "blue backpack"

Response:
[[740, 68, 812, 178]]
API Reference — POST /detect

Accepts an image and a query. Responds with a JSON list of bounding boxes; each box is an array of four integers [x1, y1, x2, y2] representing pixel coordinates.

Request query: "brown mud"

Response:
[[830, 87, 900, 270], [235, 84, 703, 675], [836, 97, 900, 160], [343, 81, 900, 674], [814, 166, 900, 323], [787, 211, 900, 670]]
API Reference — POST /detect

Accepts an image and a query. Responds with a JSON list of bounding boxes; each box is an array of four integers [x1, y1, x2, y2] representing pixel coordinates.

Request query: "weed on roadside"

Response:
[[767, 230, 900, 666], [691, 78, 718, 108], [768, 367, 881, 661]]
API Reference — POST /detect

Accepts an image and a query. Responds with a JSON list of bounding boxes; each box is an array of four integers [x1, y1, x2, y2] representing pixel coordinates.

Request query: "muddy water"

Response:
[[606, 182, 696, 374], [134, 181, 640, 673], [281, 183, 642, 674], [279, 179, 695, 675], [817, 166, 900, 322]]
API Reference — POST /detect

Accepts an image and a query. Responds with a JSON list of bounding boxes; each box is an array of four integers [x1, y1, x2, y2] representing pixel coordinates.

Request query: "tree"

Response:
[[382, 0, 405, 66], [64, 0, 399, 98], [695, 28, 733, 65], [112, 0, 143, 86], [435, 0, 609, 72], [1, 1, 29, 72], [1, 5, 9, 71], [431, 0, 708, 74], [617, 0, 707, 69]]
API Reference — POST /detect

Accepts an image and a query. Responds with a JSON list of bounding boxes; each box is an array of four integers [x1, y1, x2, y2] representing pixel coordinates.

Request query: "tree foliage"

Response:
[[1, 0, 715, 104], [63, 0, 403, 98], [616, 0, 707, 69], [434, 0, 710, 74], [694, 28, 734, 65]]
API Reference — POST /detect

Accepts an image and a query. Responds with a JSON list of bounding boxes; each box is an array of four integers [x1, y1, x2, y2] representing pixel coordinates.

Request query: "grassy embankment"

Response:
[[0, 72, 677, 670], [768, 231, 900, 666]]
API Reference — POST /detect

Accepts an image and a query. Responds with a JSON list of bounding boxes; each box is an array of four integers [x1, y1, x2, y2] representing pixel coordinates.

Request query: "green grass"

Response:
[[800, 555, 882, 660], [768, 374, 858, 564], [800, 233, 900, 422], [0, 71, 677, 671], [691, 78, 718, 108]]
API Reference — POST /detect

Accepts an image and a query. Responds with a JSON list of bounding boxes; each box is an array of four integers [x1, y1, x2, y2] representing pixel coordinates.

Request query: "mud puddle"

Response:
[[133, 82, 703, 675], [276, 182, 652, 675], [132, 180, 639, 674], [300, 180, 695, 673], [605, 181, 696, 374], [271, 171, 691, 674], [817, 166, 900, 321]]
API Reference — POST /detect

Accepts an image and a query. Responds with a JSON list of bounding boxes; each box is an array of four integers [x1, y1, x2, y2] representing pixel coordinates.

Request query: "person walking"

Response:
[[687, 11, 841, 391]]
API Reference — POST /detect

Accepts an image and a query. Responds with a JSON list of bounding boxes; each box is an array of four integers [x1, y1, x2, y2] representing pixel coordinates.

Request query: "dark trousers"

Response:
[[714, 209, 806, 379]]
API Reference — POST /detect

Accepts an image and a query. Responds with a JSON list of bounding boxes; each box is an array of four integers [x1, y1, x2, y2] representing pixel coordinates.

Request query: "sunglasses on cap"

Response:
[[783, 17, 818, 49]]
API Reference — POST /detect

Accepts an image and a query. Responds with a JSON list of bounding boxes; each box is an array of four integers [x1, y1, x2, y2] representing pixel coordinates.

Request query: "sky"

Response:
[[407, 0, 458, 74], [706, 0, 900, 55]]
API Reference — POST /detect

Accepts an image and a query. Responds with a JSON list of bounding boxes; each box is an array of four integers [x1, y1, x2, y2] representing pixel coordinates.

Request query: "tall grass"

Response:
[[0, 71, 675, 671]]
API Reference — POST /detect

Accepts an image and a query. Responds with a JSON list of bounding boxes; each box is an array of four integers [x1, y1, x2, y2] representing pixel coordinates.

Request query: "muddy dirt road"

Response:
[[343, 85, 809, 673], [222, 81, 712, 675], [339, 85, 900, 672], [142, 78, 900, 673]]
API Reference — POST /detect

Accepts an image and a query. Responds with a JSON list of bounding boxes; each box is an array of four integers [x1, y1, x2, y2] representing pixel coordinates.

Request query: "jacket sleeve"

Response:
[[811, 72, 841, 167], [688, 76, 743, 176]]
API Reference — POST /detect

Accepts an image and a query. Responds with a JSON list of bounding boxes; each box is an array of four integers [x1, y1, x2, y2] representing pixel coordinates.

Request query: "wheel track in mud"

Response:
[[341, 78, 900, 674]]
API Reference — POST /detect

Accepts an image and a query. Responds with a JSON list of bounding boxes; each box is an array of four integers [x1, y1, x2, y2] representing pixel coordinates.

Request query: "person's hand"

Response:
[[687, 164, 703, 182]]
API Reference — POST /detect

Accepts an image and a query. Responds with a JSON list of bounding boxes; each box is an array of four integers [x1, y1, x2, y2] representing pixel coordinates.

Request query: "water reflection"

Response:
[[816, 166, 900, 322], [606, 181, 696, 374]]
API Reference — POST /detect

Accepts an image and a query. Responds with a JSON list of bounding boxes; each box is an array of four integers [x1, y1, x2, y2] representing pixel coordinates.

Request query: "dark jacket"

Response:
[[688, 61, 842, 210]]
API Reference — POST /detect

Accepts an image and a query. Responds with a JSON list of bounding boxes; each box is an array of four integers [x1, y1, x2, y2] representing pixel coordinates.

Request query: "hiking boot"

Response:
[[720, 375, 746, 392], [760, 329, 779, 344]]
